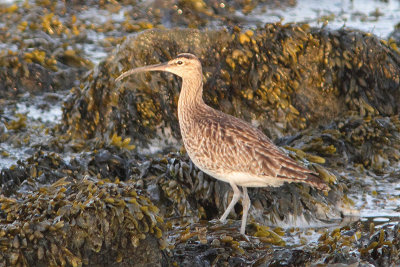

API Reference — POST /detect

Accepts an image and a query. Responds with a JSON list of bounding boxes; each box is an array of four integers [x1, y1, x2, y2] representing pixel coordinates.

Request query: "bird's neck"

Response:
[[178, 76, 204, 108], [178, 75, 205, 124]]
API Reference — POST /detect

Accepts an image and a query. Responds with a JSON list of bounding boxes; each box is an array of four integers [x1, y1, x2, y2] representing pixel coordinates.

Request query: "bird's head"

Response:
[[116, 53, 202, 82]]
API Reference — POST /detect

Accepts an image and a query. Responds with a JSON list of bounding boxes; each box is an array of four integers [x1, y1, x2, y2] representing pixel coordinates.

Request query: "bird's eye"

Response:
[[177, 60, 183, 65]]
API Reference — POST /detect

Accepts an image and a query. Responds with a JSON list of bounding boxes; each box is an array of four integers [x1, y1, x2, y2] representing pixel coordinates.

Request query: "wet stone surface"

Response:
[[1, 0, 400, 266]]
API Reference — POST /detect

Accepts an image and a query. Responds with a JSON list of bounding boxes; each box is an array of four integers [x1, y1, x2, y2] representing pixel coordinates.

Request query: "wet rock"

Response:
[[0, 165, 28, 196], [0, 63, 53, 98], [0, 151, 68, 196], [0, 177, 166, 266], [0, 146, 343, 243], [317, 221, 400, 266], [0, 1, 95, 98], [268, 249, 312, 266], [62, 25, 400, 151], [88, 149, 130, 180]]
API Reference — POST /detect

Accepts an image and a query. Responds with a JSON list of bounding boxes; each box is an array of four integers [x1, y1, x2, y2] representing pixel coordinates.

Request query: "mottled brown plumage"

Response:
[[116, 53, 328, 235]]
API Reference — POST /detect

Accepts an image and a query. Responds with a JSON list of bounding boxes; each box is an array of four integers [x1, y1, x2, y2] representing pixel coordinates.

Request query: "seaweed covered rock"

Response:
[[0, 177, 165, 266], [62, 25, 400, 151], [3, 0, 400, 266], [0, 1, 96, 99], [317, 221, 400, 266], [0, 146, 342, 242], [168, 220, 400, 266], [0, 150, 68, 197]]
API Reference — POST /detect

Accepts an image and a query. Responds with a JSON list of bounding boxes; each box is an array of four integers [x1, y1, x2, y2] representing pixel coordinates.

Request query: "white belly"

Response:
[[208, 170, 286, 187]]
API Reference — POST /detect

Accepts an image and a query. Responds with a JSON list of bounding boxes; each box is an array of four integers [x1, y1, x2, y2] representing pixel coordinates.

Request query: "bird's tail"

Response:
[[305, 173, 329, 192]]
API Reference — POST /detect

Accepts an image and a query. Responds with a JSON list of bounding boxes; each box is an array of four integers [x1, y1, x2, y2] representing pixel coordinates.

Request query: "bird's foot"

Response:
[[209, 218, 220, 224], [241, 233, 251, 242]]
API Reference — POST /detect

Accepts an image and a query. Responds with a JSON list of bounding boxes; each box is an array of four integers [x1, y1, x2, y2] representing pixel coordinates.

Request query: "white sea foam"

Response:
[[16, 102, 62, 123]]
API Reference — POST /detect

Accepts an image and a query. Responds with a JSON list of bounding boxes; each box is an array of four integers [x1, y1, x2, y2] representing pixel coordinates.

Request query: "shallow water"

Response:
[[15, 102, 62, 123], [0, 92, 64, 168], [355, 176, 400, 221], [242, 0, 400, 38]]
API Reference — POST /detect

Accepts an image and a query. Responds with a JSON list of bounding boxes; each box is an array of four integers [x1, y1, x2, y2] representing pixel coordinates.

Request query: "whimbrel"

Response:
[[116, 53, 328, 235]]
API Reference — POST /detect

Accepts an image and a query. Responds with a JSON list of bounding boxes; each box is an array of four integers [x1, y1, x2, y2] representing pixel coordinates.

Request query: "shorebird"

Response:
[[116, 53, 328, 235]]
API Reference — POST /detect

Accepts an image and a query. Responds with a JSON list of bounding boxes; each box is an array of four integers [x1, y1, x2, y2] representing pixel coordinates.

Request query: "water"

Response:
[[15, 102, 62, 123], [0, 0, 19, 4], [0, 93, 63, 169], [76, 5, 134, 64], [241, 0, 400, 38], [0, 143, 30, 168], [354, 176, 400, 220]]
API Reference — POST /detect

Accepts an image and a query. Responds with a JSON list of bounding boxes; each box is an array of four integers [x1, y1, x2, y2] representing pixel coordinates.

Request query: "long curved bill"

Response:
[[115, 62, 169, 82]]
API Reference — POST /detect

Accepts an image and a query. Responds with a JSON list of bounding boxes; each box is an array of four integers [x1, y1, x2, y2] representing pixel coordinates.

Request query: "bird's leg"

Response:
[[220, 182, 241, 223], [240, 187, 251, 235]]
